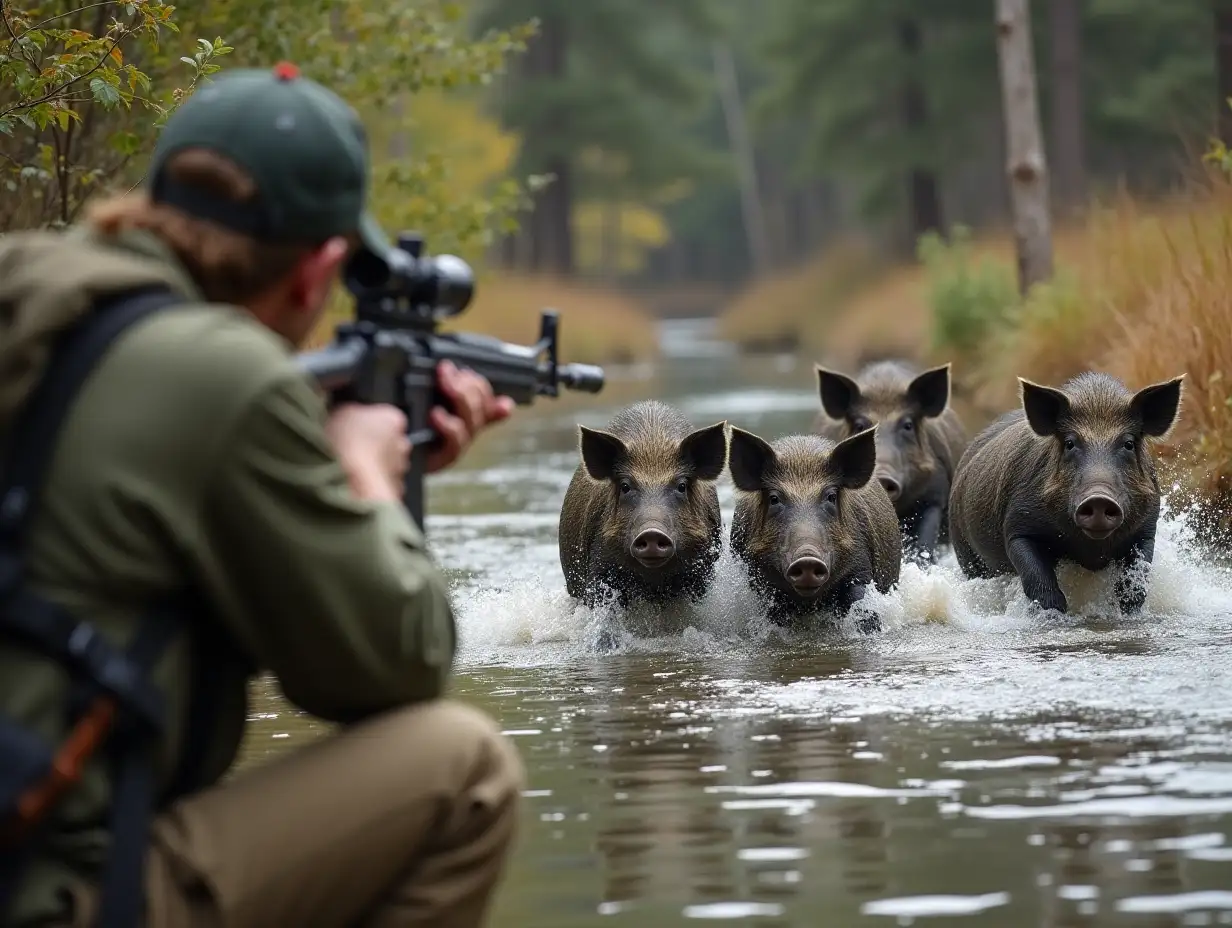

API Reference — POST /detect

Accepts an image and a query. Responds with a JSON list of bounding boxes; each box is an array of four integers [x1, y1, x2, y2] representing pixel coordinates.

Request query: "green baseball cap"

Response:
[[148, 62, 391, 264]]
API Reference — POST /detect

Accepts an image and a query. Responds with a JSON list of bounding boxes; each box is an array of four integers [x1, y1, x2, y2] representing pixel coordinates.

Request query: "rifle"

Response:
[[297, 231, 606, 530]]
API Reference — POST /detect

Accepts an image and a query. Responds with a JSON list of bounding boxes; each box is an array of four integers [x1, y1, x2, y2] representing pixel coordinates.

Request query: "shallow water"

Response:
[[238, 319, 1232, 927]]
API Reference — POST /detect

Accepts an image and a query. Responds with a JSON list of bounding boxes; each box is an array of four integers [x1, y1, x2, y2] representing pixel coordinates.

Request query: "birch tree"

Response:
[[995, 0, 1054, 294]]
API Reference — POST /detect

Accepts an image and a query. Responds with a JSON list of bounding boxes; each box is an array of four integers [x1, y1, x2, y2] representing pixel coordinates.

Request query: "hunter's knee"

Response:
[[384, 699, 526, 838]]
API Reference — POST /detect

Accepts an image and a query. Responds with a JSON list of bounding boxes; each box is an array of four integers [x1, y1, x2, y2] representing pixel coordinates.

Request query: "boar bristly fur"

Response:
[[814, 359, 968, 563], [558, 400, 729, 608], [729, 427, 901, 627], [949, 371, 1185, 614]]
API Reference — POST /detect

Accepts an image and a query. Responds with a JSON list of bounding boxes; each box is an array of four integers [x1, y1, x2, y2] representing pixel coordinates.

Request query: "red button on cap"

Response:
[[272, 61, 300, 81]]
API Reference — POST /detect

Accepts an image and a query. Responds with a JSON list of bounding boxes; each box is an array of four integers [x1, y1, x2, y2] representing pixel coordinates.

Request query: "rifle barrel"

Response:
[[556, 362, 605, 394]]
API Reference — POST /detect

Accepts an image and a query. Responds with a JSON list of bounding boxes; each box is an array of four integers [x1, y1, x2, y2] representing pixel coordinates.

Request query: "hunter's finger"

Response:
[[426, 407, 467, 471], [489, 395, 515, 422], [437, 363, 485, 434]]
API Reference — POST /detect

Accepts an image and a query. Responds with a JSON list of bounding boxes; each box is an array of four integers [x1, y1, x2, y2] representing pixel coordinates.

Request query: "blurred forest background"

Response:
[[4, 0, 1232, 513]]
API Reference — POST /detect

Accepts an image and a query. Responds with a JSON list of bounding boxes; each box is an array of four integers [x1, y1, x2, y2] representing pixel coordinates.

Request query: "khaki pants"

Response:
[[65, 699, 526, 928]]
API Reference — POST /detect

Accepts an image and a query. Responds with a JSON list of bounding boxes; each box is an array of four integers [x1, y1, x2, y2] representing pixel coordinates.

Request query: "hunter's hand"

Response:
[[325, 403, 410, 501], [425, 361, 515, 473]]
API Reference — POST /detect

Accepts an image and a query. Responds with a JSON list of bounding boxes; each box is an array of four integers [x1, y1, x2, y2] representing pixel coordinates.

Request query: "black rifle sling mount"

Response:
[[0, 286, 197, 928]]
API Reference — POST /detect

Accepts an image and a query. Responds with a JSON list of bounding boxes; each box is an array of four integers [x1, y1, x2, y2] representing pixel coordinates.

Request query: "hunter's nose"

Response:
[[632, 529, 675, 565], [1075, 495, 1124, 536], [787, 556, 829, 594], [877, 475, 902, 501]]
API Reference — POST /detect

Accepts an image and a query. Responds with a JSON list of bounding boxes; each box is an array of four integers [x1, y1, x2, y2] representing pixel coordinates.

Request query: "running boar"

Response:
[[814, 359, 968, 562], [558, 401, 729, 608], [949, 371, 1185, 614], [728, 426, 901, 627]]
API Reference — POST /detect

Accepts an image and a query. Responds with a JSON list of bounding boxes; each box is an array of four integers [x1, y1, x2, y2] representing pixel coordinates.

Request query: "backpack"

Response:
[[0, 284, 192, 927]]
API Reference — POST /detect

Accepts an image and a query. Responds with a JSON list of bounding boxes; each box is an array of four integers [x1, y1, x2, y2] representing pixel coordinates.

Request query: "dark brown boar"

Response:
[[558, 400, 729, 608], [814, 359, 968, 563], [728, 426, 902, 628], [948, 371, 1185, 614]]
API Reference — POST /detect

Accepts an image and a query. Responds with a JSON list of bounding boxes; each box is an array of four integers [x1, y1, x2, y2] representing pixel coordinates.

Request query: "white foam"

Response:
[[860, 891, 1011, 917], [452, 489, 1232, 665]]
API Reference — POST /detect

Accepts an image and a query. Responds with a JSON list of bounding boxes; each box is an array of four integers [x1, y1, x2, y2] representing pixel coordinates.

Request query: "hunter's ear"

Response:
[[817, 366, 861, 420], [727, 426, 776, 492], [1130, 375, 1185, 438], [1020, 378, 1071, 437], [829, 425, 878, 490], [579, 426, 627, 481], [908, 363, 952, 419], [679, 421, 729, 482]]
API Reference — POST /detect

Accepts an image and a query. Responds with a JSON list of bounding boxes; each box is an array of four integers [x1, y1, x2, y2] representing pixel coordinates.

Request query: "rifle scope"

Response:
[[345, 231, 474, 325]]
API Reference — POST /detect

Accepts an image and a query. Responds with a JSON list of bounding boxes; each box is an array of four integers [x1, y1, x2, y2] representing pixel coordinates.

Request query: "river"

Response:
[[238, 318, 1232, 927]]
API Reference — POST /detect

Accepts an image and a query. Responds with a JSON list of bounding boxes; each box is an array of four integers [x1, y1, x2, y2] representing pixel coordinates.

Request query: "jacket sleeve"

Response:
[[195, 372, 457, 723]]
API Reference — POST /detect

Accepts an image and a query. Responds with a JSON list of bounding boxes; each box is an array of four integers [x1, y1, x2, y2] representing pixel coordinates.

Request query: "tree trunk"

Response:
[[1048, 0, 1086, 212], [600, 200, 622, 282], [712, 40, 771, 278], [518, 10, 572, 275], [996, 0, 1054, 294], [498, 231, 518, 270], [1216, 0, 1232, 144], [898, 20, 943, 245], [542, 155, 574, 275], [803, 179, 832, 251]]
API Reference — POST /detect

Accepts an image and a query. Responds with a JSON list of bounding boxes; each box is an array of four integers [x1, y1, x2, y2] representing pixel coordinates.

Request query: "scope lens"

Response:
[[345, 246, 391, 290]]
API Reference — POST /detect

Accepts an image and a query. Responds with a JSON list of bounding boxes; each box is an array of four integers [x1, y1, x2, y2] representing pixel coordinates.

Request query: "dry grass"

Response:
[[976, 178, 1232, 515], [715, 239, 885, 352], [304, 271, 660, 366], [715, 224, 1099, 369]]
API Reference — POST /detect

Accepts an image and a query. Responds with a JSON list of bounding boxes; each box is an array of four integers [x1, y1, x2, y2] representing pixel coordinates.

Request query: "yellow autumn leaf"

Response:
[[572, 201, 671, 274], [360, 88, 519, 201]]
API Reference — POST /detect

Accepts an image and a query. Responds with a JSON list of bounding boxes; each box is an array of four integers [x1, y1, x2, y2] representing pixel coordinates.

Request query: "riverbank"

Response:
[[308, 271, 660, 366], [718, 174, 1232, 527]]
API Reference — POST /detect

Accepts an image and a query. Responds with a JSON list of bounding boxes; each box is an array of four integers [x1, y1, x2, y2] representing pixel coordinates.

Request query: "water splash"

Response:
[[450, 489, 1232, 665]]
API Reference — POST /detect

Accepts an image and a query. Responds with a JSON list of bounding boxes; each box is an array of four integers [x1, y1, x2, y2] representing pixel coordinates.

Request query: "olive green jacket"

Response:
[[0, 226, 457, 924]]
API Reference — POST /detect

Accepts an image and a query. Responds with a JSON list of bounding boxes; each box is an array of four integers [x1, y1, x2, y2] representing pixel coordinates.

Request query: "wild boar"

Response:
[[728, 426, 901, 628], [814, 359, 968, 563], [558, 400, 729, 609], [948, 371, 1185, 614]]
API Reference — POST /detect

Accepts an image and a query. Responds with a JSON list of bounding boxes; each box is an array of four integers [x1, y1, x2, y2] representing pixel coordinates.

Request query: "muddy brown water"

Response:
[[237, 319, 1232, 926]]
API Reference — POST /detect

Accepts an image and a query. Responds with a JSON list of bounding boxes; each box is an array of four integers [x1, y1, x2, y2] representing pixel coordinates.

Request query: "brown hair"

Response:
[[85, 148, 318, 305]]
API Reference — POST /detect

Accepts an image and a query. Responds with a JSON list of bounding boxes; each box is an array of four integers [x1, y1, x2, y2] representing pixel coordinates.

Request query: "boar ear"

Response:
[[727, 426, 776, 492], [579, 426, 627, 481], [1019, 378, 1071, 437], [817, 366, 861, 420], [1130, 374, 1185, 438], [829, 425, 878, 490], [680, 420, 729, 482], [907, 363, 952, 419]]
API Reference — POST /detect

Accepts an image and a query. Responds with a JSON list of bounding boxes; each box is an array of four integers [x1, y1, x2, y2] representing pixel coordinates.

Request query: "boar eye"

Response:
[[1122, 436, 1136, 452], [851, 417, 872, 433], [675, 478, 689, 495], [824, 488, 839, 505], [1063, 437, 1077, 452], [767, 492, 782, 507], [619, 479, 632, 495]]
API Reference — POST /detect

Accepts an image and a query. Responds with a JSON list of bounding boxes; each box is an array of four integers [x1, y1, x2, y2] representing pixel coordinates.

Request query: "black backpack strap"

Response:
[[0, 286, 189, 928]]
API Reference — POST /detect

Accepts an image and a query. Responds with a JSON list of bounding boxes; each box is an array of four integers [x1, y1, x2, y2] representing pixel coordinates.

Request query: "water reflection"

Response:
[[231, 321, 1232, 926]]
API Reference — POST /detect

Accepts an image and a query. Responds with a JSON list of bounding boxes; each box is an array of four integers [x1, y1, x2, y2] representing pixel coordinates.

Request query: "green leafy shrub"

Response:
[[919, 225, 1020, 356]]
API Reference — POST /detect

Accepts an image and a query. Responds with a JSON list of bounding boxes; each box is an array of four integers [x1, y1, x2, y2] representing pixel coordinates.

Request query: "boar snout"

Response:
[[785, 546, 830, 597], [631, 524, 676, 568], [1074, 490, 1124, 540], [875, 471, 902, 502]]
